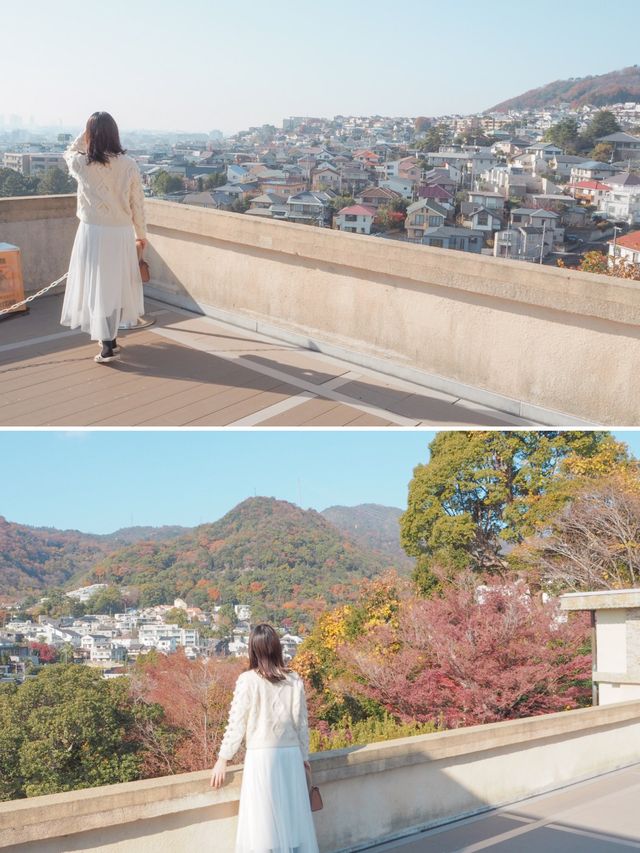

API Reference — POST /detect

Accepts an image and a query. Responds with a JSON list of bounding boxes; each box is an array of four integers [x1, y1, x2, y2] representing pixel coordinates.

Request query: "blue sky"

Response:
[[3, 430, 640, 534], [3, 0, 640, 133]]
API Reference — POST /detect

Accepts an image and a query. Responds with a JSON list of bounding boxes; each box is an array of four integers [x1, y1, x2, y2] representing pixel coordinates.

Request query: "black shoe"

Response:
[[95, 342, 119, 364]]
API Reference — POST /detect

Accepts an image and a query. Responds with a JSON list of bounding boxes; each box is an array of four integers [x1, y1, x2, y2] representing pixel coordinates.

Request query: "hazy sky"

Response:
[[3, 430, 640, 534], [3, 0, 640, 134]]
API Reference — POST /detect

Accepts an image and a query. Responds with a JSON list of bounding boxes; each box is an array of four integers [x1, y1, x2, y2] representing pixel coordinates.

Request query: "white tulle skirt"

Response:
[[235, 746, 319, 853], [61, 222, 143, 341]]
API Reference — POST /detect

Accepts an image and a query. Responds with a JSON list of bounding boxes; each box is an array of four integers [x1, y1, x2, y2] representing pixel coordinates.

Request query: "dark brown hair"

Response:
[[85, 111, 125, 165], [248, 624, 289, 683]]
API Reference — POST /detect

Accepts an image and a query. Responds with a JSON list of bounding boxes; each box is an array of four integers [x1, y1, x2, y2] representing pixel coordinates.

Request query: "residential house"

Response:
[[334, 204, 376, 235], [549, 155, 590, 181], [467, 190, 505, 211], [422, 168, 459, 196], [494, 226, 552, 261], [260, 178, 307, 197], [597, 132, 640, 162], [509, 208, 563, 244], [405, 198, 447, 240], [608, 230, 640, 266], [417, 184, 454, 206], [227, 164, 250, 183], [421, 226, 485, 253], [524, 142, 564, 162], [570, 161, 619, 183], [247, 192, 288, 219], [286, 191, 334, 226], [600, 172, 640, 224], [460, 204, 503, 232], [569, 179, 612, 206], [356, 186, 402, 208], [311, 163, 341, 191], [380, 177, 415, 200]]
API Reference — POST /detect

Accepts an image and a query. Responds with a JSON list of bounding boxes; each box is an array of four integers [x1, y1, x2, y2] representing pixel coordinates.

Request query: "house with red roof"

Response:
[[569, 179, 611, 206], [334, 204, 377, 234], [609, 230, 640, 267]]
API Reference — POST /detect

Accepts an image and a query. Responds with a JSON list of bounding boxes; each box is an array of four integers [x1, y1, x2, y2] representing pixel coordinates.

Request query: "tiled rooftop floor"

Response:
[[368, 763, 640, 852], [0, 294, 533, 427]]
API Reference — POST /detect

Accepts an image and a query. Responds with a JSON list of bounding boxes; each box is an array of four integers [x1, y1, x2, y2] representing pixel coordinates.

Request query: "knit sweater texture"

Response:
[[219, 670, 310, 761], [64, 135, 147, 239]]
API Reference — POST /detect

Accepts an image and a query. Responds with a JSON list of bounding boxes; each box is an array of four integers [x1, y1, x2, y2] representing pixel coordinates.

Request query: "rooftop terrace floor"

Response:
[[0, 294, 533, 427], [370, 763, 640, 852]]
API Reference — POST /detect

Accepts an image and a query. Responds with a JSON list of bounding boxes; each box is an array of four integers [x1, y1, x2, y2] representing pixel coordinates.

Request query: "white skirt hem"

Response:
[[61, 222, 143, 341]]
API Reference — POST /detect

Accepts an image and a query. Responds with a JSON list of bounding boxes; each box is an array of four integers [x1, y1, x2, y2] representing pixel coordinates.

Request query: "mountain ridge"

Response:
[[487, 66, 640, 113]]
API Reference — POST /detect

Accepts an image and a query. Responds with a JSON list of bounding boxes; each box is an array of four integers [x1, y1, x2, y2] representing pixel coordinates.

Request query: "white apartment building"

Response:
[[3, 152, 65, 176]]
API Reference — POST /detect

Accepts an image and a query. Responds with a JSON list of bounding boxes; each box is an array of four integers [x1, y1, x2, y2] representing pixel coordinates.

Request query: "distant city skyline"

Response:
[[4, 0, 640, 135]]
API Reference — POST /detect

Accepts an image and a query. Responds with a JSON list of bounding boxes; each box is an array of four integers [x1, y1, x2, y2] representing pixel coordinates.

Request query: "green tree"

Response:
[[164, 607, 189, 627], [580, 110, 621, 149], [203, 171, 225, 189], [215, 603, 237, 638], [544, 118, 580, 153], [400, 431, 626, 595], [0, 666, 143, 799], [85, 585, 125, 615], [0, 168, 38, 197], [37, 167, 76, 195], [152, 170, 184, 195], [417, 125, 447, 153]]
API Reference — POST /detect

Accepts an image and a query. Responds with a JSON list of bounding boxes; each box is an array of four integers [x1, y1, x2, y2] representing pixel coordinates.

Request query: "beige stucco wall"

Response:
[[143, 200, 640, 425], [4, 195, 640, 423], [0, 195, 77, 295], [2, 701, 640, 853]]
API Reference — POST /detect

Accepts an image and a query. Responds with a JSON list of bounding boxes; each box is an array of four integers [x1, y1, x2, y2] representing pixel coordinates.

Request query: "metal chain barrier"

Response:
[[0, 272, 68, 317]]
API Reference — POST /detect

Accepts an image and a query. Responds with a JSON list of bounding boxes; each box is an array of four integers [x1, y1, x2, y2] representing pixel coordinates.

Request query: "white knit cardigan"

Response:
[[218, 669, 310, 762], [63, 135, 147, 239]]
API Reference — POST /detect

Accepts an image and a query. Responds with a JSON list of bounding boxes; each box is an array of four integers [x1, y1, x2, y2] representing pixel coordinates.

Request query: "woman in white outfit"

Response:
[[211, 623, 319, 853], [61, 111, 147, 363]]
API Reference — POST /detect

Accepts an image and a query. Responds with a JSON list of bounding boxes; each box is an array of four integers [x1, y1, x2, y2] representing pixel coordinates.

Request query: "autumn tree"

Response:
[[400, 431, 626, 595], [517, 474, 640, 593], [558, 251, 640, 281], [130, 650, 245, 774], [337, 575, 591, 728]]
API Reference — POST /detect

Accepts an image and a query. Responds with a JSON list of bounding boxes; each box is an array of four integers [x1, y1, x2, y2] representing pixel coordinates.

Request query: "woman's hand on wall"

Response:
[[210, 757, 228, 788]]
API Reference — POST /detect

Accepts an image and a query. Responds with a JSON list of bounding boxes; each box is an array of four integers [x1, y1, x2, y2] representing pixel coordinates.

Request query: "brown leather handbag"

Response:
[[305, 764, 323, 812], [136, 240, 150, 283]]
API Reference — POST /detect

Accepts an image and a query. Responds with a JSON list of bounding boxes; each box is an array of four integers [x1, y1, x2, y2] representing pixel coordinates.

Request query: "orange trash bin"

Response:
[[0, 243, 26, 318]]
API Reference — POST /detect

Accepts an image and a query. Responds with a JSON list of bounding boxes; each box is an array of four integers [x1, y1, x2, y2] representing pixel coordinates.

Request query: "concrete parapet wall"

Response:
[[143, 200, 640, 425], [3, 195, 640, 423], [2, 700, 640, 853], [0, 195, 77, 296]]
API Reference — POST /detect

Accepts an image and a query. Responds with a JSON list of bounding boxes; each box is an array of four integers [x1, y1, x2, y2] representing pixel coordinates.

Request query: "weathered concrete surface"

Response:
[[0, 195, 76, 294], [2, 700, 640, 853]]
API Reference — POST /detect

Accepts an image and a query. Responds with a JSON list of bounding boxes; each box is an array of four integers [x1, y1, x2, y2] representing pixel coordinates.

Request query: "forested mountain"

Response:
[[488, 66, 640, 112], [0, 518, 189, 596], [321, 504, 413, 571], [85, 497, 396, 622]]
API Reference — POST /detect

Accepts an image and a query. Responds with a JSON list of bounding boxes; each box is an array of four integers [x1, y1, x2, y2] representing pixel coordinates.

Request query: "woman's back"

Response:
[[219, 669, 310, 759], [64, 139, 146, 234]]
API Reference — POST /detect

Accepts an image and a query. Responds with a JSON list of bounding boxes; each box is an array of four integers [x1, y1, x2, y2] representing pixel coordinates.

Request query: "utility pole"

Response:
[[539, 219, 547, 264]]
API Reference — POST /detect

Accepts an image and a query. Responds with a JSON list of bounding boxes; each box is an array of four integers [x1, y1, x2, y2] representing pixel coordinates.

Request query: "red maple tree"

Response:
[[338, 576, 591, 728], [130, 650, 246, 774]]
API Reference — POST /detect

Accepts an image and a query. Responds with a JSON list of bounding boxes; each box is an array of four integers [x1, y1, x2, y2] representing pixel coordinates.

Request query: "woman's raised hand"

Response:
[[210, 757, 228, 788]]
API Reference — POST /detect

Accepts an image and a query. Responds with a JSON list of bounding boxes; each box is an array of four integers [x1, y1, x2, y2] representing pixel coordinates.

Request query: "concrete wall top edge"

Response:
[[2, 698, 638, 839], [3, 196, 639, 327]]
